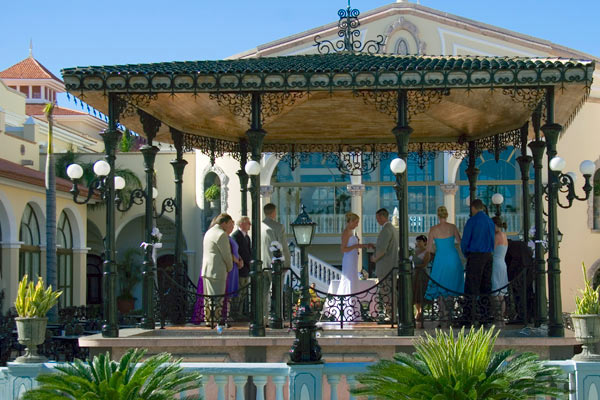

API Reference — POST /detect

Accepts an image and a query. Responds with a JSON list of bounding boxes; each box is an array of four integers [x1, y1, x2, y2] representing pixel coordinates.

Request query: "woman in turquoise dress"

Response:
[[425, 206, 465, 324]]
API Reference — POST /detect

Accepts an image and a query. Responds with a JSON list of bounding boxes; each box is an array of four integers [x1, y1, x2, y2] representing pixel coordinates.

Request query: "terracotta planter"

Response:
[[572, 314, 600, 361], [118, 297, 135, 315], [14, 317, 48, 363]]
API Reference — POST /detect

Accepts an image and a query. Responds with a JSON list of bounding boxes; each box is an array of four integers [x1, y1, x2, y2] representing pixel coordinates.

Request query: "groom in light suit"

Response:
[[370, 208, 398, 319], [202, 213, 234, 325], [261, 203, 291, 325]]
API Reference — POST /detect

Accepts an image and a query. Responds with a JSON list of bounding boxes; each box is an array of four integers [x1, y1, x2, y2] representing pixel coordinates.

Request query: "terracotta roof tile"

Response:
[[26, 104, 88, 117], [0, 157, 89, 196], [0, 56, 63, 82]]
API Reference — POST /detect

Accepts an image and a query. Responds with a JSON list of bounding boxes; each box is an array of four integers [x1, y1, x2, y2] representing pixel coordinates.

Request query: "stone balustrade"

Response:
[[0, 359, 591, 399]]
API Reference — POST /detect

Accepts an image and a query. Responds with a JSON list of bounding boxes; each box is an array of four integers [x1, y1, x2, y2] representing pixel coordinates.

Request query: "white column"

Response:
[[72, 248, 90, 306], [440, 184, 459, 224], [260, 185, 273, 204]]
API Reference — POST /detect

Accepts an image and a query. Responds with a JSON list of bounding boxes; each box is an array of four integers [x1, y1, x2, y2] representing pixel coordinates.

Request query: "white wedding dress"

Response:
[[336, 235, 361, 321]]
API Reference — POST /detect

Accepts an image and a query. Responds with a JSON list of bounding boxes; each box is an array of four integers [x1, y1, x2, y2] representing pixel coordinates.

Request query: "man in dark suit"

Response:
[[231, 216, 252, 314], [461, 198, 495, 325]]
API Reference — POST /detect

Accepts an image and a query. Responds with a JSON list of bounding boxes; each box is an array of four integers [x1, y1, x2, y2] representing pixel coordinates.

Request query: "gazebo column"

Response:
[[541, 87, 564, 337], [247, 93, 266, 337], [466, 141, 479, 214], [393, 90, 414, 336], [529, 107, 548, 327], [440, 184, 458, 224], [170, 127, 188, 325], [516, 122, 532, 244], [101, 93, 122, 338], [237, 139, 249, 216], [138, 110, 161, 330]]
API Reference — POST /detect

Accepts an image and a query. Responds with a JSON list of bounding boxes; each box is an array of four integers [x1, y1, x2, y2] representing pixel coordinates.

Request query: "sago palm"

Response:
[[22, 348, 201, 400], [353, 326, 568, 400]]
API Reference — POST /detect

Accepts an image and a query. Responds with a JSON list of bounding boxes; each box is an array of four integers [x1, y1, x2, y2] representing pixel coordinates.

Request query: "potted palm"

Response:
[[14, 275, 62, 363], [204, 184, 220, 208], [22, 348, 201, 400], [572, 262, 600, 361], [353, 326, 567, 399]]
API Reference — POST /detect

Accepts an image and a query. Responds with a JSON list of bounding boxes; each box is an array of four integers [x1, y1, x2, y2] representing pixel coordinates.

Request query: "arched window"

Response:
[[271, 154, 350, 234], [454, 146, 530, 234], [19, 204, 41, 279], [57, 211, 74, 308], [362, 153, 443, 234], [395, 39, 409, 55]]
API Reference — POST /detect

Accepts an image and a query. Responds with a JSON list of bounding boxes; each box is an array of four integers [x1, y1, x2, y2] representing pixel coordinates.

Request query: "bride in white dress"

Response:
[[336, 212, 368, 322]]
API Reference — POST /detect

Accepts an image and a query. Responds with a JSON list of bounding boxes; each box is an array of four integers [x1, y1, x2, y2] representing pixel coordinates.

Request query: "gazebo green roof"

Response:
[[60, 54, 594, 146]]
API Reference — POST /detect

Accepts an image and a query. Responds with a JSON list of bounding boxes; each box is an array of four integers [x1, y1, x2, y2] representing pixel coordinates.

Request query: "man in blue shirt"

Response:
[[461, 198, 495, 325]]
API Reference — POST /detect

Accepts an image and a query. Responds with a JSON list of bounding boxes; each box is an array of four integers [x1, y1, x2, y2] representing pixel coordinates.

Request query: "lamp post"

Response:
[[245, 160, 265, 337], [289, 205, 321, 363], [491, 193, 504, 217], [67, 159, 121, 337], [545, 155, 593, 336], [390, 157, 413, 335]]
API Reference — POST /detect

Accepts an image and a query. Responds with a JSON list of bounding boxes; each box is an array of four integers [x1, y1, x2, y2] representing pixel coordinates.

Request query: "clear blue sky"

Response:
[[1, 1, 598, 79]]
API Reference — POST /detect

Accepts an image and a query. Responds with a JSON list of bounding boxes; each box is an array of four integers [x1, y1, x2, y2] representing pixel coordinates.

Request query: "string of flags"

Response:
[[65, 93, 139, 136]]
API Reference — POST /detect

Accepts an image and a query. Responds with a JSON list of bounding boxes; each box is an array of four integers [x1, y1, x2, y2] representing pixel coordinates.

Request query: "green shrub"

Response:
[[14, 275, 62, 318], [204, 184, 220, 202], [574, 262, 600, 315], [353, 326, 567, 400], [23, 348, 201, 400]]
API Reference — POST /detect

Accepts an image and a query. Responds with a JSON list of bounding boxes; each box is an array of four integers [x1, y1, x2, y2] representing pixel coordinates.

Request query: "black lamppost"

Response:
[[545, 154, 594, 336], [289, 205, 321, 363], [390, 156, 414, 335], [491, 193, 504, 217], [245, 159, 264, 337], [67, 159, 120, 337]]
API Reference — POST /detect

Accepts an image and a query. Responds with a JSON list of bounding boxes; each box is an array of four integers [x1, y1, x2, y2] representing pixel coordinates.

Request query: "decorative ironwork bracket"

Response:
[[209, 92, 305, 125], [314, 3, 384, 54], [502, 87, 546, 111], [355, 89, 450, 122], [118, 94, 158, 119]]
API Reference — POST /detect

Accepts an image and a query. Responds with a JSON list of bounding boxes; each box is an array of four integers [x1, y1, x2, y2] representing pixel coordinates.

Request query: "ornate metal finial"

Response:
[[314, 3, 384, 54]]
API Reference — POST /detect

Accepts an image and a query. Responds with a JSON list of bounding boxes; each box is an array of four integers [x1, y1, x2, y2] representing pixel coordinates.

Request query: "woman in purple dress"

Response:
[[222, 236, 242, 323]]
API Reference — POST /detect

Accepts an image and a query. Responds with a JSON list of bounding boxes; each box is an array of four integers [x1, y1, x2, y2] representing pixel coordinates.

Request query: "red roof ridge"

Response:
[[26, 104, 89, 117], [0, 56, 63, 83]]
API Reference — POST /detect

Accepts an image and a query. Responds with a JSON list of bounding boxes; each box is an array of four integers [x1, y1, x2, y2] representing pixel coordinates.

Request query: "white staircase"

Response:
[[288, 246, 339, 293]]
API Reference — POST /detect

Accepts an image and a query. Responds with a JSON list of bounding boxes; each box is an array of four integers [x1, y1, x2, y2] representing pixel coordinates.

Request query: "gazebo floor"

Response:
[[79, 323, 578, 362]]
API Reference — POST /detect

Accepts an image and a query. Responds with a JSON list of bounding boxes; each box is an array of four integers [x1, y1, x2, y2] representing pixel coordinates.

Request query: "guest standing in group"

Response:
[[460, 199, 495, 325], [261, 203, 291, 326], [370, 208, 398, 320], [337, 212, 368, 321], [412, 235, 430, 329], [491, 216, 509, 324], [201, 213, 234, 326], [222, 234, 243, 324], [232, 216, 252, 314], [424, 206, 464, 326]]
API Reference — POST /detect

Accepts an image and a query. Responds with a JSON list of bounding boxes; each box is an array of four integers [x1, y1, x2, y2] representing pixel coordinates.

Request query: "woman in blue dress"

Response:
[[425, 206, 465, 325]]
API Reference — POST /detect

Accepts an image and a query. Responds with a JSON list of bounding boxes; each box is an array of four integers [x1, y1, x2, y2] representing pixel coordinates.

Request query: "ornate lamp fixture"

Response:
[[67, 160, 116, 204], [547, 157, 594, 209], [289, 205, 321, 363], [491, 193, 504, 217]]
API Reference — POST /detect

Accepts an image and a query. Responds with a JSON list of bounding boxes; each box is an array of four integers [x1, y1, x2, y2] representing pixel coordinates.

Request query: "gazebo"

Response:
[[60, 7, 594, 346]]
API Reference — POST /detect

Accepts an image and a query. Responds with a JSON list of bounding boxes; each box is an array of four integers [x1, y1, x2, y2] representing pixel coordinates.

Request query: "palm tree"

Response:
[[22, 348, 201, 400], [44, 103, 57, 322], [353, 326, 568, 400]]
